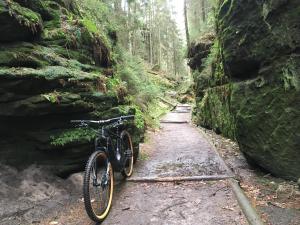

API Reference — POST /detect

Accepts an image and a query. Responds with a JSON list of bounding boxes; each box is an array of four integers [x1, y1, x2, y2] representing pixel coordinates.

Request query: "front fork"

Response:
[[116, 139, 121, 161], [92, 156, 110, 188]]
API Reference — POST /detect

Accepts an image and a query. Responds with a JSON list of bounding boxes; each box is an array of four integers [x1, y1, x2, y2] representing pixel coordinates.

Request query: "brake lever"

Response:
[[75, 122, 88, 128]]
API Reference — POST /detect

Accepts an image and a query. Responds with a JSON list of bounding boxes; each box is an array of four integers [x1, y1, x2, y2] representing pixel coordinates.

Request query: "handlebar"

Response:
[[71, 115, 135, 125]]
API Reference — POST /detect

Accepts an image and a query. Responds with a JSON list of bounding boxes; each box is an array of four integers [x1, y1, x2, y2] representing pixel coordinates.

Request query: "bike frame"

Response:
[[95, 125, 121, 160], [71, 115, 134, 171]]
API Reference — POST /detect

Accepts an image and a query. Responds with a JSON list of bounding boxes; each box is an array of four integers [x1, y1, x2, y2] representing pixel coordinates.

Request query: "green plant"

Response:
[[42, 91, 60, 103], [50, 128, 97, 146], [81, 18, 98, 34], [133, 106, 144, 130], [74, 0, 115, 49]]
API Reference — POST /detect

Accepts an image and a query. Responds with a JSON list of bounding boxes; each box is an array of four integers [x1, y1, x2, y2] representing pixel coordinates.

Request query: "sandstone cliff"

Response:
[[189, 0, 300, 180]]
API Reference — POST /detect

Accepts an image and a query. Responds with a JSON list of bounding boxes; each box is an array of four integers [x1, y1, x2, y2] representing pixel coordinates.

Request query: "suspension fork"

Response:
[[92, 157, 110, 188]]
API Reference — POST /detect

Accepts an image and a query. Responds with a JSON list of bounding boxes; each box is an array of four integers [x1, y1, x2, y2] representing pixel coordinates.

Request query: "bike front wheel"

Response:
[[120, 130, 134, 177], [83, 151, 114, 223]]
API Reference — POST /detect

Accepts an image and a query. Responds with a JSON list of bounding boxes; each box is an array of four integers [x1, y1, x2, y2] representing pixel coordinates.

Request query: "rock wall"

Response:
[[0, 0, 141, 176], [190, 0, 300, 180]]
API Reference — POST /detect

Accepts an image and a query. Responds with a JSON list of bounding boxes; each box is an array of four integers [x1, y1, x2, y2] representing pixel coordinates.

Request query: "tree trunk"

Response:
[[184, 0, 190, 48], [149, 0, 153, 64], [158, 26, 162, 68], [201, 0, 206, 23]]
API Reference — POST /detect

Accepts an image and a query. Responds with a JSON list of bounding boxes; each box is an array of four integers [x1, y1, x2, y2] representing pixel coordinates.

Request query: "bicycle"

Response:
[[71, 115, 136, 223]]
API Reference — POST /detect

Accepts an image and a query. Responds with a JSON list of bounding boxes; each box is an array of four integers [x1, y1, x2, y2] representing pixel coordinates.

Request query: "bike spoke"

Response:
[[88, 158, 110, 217]]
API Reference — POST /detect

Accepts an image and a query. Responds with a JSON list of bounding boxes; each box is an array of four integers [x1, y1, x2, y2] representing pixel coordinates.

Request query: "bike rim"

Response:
[[122, 134, 134, 176], [89, 153, 113, 219]]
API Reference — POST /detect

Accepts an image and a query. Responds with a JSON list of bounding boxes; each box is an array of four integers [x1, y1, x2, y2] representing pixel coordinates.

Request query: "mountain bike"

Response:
[[71, 115, 135, 223]]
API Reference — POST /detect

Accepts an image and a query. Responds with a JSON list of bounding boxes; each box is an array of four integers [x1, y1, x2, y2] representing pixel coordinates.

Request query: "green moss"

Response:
[[0, 66, 100, 81], [132, 106, 144, 130], [0, 43, 101, 70], [8, 1, 42, 30], [43, 28, 66, 40], [50, 128, 97, 146], [231, 77, 300, 180], [0, 45, 46, 68], [195, 84, 236, 139], [52, 46, 93, 65], [281, 58, 299, 91]]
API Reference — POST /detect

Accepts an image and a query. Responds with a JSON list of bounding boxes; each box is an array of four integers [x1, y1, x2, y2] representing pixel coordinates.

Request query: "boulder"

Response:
[[232, 76, 300, 180]]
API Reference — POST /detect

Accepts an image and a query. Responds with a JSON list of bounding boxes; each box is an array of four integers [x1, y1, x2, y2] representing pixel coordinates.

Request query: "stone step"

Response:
[[160, 120, 189, 124]]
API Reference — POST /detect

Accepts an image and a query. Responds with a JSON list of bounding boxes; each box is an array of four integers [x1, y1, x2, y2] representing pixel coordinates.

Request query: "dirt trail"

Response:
[[41, 105, 247, 225]]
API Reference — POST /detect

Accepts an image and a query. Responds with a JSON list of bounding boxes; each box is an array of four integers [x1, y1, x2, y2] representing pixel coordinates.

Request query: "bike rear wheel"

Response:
[[120, 130, 134, 177], [83, 151, 114, 223]]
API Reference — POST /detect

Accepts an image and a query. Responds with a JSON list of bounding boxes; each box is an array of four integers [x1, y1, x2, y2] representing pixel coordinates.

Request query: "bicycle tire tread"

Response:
[[83, 151, 113, 223]]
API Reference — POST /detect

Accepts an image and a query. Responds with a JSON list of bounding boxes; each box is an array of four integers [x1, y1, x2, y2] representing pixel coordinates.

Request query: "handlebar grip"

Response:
[[121, 115, 135, 120], [70, 115, 135, 125], [71, 120, 82, 123]]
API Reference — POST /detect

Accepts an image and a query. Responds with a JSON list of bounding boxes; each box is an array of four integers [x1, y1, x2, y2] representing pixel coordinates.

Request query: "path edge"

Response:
[[196, 127, 265, 225]]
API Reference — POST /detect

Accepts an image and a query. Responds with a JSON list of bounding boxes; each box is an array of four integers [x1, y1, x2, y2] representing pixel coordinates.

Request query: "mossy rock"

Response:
[[218, 0, 300, 79], [0, 92, 95, 117], [0, 43, 47, 68], [194, 84, 236, 138], [232, 78, 300, 180], [0, 42, 99, 70], [213, 0, 300, 180], [194, 56, 300, 180], [0, 0, 141, 177], [14, 0, 56, 21], [0, 66, 100, 81], [0, 0, 43, 42], [40, 16, 112, 67], [188, 33, 215, 70], [79, 19, 112, 67]]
